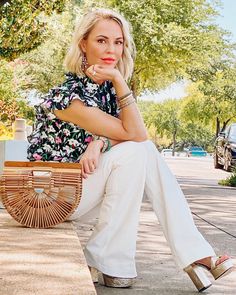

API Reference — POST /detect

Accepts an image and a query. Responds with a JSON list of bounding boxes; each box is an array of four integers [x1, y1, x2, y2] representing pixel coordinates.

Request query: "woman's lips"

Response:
[[101, 58, 115, 64]]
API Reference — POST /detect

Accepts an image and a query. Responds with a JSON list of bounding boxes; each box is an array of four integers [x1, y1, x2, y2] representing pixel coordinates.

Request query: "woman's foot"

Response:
[[194, 255, 234, 279], [184, 255, 234, 292], [88, 266, 135, 288], [97, 273, 135, 288]]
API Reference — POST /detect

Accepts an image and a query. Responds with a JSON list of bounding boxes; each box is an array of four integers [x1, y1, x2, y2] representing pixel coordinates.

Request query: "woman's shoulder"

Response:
[[49, 72, 84, 94]]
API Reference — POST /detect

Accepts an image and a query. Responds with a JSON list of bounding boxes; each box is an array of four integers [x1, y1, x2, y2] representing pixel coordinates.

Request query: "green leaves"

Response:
[[0, 0, 66, 60], [107, 0, 228, 95]]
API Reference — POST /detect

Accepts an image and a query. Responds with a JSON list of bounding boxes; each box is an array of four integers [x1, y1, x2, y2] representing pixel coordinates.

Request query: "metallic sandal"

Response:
[[184, 255, 234, 292], [195, 255, 234, 280], [88, 266, 98, 283], [97, 272, 136, 288], [184, 264, 212, 292]]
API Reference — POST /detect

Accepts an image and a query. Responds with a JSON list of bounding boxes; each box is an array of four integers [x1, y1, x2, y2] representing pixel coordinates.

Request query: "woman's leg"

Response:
[[68, 141, 147, 278], [141, 140, 215, 269]]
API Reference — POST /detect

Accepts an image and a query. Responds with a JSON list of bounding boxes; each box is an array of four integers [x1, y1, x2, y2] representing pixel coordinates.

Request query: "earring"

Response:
[[81, 53, 88, 72]]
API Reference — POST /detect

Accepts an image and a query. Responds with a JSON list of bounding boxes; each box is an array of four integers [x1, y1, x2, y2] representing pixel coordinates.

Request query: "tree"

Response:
[[105, 0, 228, 96], [13, 2, 78, 93], [144, 99, 182, 154], [0, 0, 66, 60], [184, 61, 236, 136], [0, 60, 35, 125]]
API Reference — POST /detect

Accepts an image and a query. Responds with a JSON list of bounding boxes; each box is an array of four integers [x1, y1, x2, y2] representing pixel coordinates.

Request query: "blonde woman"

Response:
[[27, 8, 233, 291]]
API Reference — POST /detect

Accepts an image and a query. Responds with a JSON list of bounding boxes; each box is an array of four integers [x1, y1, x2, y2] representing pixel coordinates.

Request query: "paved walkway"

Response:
[[0, 157, 235, 294], [0, 210, 96, 295], [73, 158, 236, 295]]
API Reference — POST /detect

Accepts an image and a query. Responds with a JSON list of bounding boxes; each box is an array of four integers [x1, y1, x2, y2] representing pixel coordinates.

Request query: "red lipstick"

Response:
[[101, 58, 115, 64]]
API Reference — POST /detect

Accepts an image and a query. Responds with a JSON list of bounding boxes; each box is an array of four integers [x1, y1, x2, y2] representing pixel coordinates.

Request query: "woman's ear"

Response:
[[80, 39, 87, 53]]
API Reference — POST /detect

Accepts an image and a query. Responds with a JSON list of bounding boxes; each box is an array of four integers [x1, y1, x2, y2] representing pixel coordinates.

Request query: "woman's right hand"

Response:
[[79, 139, 103, 179]]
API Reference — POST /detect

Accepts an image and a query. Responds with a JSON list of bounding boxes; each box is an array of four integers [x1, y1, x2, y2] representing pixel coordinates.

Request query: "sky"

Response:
[[139, 0, 236, 102]]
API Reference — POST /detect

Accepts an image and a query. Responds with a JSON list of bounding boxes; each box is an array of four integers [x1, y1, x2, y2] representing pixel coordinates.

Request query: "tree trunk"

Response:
[[216, 117, 220, 137], [130, 73, 137, 100], [222, 118, 232, 131], [172, 130, 177, 156]]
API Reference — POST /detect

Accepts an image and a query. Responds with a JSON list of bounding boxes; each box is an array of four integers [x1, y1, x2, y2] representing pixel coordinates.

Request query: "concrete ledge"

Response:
[[0, 210, 96, 295], [0, 140, 29, 173]]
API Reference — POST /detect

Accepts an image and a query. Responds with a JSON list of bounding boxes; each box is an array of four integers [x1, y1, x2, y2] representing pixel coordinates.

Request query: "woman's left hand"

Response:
[[79, 140, 103, 179], [86, 64, 122, 84]]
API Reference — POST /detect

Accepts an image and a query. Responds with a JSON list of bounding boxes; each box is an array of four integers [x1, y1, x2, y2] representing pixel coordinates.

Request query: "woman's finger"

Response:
[[86, 65, 106, 83], [81, 165, 88, 179], [88, 160, 96, 172]]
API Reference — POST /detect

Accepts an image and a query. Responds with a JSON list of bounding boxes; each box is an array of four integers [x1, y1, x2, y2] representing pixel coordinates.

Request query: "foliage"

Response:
[[0, 123, 13, 140], [0, 60, 18, 122], [104, 0, 229, 96], [0, 0, 67, 60], [181, 81, 236, 136], [219, 168, 236, 187], [138, 96, 216, 151], [13, 2, 81, 93], [0, 59, 34, 124]]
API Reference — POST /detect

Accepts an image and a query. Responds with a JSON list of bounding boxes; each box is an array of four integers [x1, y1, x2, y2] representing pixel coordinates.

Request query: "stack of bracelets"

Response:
[[92, 90, 135, 153], [117, 91, 136, 109], [92, 135, 112, 153]]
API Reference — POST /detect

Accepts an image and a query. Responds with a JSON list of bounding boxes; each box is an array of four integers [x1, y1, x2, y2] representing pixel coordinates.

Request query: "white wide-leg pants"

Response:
[[67, 140, 215, 277]]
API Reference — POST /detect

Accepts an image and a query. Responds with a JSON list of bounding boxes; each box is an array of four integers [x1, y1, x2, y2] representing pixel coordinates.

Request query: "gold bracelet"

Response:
[[118, 91, 132, 101], [119, 99, 135, 109], [119, 96, 135, 108], [118, 93, 133, 104]]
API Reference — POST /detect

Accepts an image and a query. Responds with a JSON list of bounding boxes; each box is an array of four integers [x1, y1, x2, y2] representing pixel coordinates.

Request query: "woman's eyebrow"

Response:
[[96, 35, 123, 40]]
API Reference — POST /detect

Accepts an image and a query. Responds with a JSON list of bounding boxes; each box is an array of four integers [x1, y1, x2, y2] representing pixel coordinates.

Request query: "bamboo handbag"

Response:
[[0, 161, 82, 228]]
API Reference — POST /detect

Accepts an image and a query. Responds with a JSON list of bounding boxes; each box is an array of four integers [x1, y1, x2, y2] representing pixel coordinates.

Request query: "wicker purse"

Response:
[[0, 161, 82, 228]]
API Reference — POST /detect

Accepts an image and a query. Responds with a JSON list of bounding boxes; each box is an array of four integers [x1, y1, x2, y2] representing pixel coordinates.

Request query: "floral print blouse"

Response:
[[27, 73, 119, 162]]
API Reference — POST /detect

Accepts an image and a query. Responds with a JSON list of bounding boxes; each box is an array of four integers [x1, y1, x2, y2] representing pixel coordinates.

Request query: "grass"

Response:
[[219, 167, 236, 187]]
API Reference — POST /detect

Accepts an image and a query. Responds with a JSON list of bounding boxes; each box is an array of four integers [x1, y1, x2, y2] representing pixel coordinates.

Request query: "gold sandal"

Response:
[[195, 255, 234, 280], [184, 255, 234, 292], [88, 266, 98, 283], [184, 264, 212, 292], [88, 266, 135, 288], [97, 272, 135, 288]]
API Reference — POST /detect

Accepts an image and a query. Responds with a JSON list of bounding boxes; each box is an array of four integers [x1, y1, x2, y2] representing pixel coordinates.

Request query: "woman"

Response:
[[27, 8, 233, 291]]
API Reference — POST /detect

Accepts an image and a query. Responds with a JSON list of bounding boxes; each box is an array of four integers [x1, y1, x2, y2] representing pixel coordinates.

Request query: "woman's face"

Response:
[[81, 19, 124, 68]]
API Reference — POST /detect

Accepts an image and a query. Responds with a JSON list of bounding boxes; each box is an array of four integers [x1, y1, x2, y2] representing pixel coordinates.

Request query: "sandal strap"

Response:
[[195, 255, 230, 270]]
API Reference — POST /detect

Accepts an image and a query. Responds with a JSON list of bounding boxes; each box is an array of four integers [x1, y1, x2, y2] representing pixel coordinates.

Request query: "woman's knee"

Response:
[[104, 141, 147, 166]]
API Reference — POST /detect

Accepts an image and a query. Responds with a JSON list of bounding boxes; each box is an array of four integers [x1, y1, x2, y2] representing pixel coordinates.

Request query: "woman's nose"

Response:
[[106, 42, 115, 53]]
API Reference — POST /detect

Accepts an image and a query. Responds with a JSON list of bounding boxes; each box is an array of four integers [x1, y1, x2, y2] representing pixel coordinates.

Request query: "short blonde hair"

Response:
[[64, 8, 135, 81]]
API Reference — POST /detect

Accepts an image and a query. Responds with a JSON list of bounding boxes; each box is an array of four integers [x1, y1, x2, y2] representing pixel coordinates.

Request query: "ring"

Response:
[[92, 70, 96, 76]]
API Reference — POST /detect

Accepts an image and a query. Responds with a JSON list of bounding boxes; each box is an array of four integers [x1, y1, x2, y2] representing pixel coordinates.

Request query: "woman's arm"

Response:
[[54, 66, 148, 142]]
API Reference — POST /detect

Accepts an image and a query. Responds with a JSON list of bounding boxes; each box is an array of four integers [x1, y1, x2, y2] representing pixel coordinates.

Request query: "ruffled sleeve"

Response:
[[41, 73, 100, 112]]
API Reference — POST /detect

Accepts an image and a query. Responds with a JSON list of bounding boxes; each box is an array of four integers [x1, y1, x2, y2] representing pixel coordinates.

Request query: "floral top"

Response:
[[27, 73, 119, 162]]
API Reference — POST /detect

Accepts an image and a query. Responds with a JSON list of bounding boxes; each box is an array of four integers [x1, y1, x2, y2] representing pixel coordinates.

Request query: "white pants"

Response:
[[68, 140, 215, 278]]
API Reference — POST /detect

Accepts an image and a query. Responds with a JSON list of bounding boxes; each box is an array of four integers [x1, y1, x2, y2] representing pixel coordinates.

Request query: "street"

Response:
[[74, 156, 236, 295], [165, 156, 230, 186]]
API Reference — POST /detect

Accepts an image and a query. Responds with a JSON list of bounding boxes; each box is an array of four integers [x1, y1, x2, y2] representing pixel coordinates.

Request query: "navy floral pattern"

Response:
[[27, 73, 119, 162]]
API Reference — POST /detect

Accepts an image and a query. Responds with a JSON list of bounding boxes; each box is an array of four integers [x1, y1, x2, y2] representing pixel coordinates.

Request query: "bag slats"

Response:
[[0, 161, 82, 228]]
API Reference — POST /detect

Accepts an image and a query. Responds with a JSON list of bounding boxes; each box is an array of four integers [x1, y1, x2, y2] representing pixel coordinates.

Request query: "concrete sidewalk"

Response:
[[73, 182, 236, 294], [0, 210, 96, 295], [0, 156, 235, 295]]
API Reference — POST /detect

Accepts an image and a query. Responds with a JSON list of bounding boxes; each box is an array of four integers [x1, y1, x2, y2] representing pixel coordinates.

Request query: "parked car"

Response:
[[160, 148, 173, 157], [186, 146, 207, 157], [214, 123, 236, 171]]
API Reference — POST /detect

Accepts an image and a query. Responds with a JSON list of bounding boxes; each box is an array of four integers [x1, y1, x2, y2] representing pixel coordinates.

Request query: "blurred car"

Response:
[[187, 146, 207, 157], [160, 148, 173, 157], [214, 123, 236, 171]]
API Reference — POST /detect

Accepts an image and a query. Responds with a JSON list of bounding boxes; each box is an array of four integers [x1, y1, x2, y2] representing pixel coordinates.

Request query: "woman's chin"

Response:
[[99, 62, 116, 68]]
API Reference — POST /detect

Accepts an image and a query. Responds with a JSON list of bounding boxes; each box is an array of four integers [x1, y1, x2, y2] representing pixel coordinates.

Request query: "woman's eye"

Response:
[[116, 41, 123, 45], [98, 39, 105, 43]]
